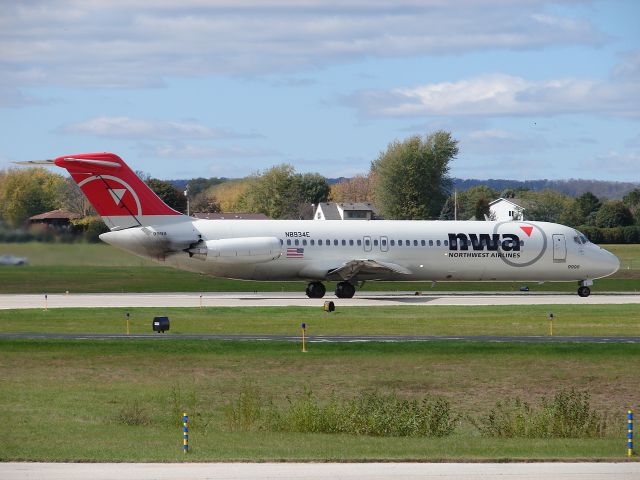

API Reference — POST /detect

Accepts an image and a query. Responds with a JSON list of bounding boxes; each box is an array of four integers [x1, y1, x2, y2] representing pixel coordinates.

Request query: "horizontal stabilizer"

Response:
[[13, 160, 54, 165]]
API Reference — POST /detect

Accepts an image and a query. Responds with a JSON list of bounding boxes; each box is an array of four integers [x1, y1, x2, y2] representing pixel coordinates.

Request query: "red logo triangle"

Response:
[[520, 226, 533, 237]]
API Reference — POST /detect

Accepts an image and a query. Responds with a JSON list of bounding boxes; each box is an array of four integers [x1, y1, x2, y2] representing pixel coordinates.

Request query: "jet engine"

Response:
[[187, 237, 281, 264]]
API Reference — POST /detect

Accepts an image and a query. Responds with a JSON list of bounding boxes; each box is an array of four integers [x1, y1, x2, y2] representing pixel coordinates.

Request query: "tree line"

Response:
[[1, 130, 639, 243]]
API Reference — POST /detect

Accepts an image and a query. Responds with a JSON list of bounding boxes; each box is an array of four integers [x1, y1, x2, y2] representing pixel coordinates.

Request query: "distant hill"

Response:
[[450, 178, 639, 200]]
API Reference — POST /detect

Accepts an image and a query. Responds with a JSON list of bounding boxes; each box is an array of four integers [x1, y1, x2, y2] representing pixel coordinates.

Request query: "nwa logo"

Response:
[[448, 233, 521, 252]]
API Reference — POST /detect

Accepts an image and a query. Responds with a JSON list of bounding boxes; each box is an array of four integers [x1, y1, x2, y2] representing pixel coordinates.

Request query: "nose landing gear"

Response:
[[578, 286, 591, 297], [578, 280, 593, 297]]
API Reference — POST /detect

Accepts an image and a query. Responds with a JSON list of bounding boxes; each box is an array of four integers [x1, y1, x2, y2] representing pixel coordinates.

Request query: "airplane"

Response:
[[18, 152, 620, 298]]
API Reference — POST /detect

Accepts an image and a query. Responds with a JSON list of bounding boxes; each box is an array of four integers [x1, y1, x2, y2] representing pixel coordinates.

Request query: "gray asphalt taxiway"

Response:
[[2, 462, 639, 480], [1, 291, 639, 309]]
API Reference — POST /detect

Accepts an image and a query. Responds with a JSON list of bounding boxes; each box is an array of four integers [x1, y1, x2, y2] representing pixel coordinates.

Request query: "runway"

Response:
[[2, 332, 640, 343], [2, 462, 640, 480], [1, 291, 639, 309]]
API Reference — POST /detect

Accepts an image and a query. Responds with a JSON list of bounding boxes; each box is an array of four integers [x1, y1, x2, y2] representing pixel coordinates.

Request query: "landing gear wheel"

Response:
[[335, 281, 356, 299], [305, 282, 326, 299], [578, 286, 591, 297]]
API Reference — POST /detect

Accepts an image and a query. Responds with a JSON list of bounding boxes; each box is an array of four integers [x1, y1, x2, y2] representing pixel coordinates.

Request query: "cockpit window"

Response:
[[574, 230, 589, 245]]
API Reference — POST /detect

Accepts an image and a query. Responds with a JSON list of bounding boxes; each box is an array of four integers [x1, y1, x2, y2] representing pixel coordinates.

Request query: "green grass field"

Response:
[[0, 242, 638, 293], [1, 304, 639, 337], [1, 339, 638, 462]]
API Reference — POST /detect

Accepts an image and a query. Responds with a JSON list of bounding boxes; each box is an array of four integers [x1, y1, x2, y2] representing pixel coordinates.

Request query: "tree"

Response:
[[187, 177, 226, 198], [190, 190, 221, 213], [520, 189, 572, 223], [474, 197, 491, 221], [595, 201, 634, 228], [209, 179, 252, 212], [0, 167, 66, 228], [623, 188, 640, 225], [57, 177, 95, 217], [575, 192, 601, 225], [145, 178, 187, 213], [371, 131, 457, 220], [298, 173, 330, 205], [330, 174, 376, 203]]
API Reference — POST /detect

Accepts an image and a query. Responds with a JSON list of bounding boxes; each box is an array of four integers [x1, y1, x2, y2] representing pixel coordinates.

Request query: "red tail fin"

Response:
[[54, 153, 183, 230]]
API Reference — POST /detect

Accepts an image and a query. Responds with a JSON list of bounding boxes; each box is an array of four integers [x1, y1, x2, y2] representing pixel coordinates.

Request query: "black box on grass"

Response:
[[152, 316, 170, 333]]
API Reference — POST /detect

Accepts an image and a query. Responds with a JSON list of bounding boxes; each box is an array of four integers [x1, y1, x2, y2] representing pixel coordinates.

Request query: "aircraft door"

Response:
[[363, 236, 372, 252], [553, 234, 566, 262], [380, 236, 388, 252]]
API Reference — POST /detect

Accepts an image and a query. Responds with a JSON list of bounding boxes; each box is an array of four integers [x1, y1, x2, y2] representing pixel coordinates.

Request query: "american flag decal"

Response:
[[286, 247, 304, 258]]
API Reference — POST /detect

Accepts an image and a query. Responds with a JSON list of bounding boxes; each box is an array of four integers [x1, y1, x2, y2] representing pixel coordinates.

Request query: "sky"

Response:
[[1, 0, 639, 182]]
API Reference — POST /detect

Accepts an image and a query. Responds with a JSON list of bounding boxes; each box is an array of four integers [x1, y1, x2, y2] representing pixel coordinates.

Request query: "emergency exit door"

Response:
[[553, 234, 566, 262]]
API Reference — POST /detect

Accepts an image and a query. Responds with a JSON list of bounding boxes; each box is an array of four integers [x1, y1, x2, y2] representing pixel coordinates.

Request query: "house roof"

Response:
[[337, 202, 377, 212], [28, 209, 81, 221], [489, 197, 526, 210], [192, 212, 268, 220], [316, 203, 342, 220]]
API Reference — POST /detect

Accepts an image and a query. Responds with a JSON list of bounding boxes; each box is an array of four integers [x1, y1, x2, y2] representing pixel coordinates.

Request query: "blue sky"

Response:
[[1, 0, 638, 181]]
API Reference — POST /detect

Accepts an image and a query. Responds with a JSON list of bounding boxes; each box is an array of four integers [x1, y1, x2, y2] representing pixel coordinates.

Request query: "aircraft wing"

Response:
[[326, 259, 412, 281]]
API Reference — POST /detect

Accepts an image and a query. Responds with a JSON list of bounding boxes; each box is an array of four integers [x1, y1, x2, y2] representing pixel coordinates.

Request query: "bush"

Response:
[[470, 389, 607, 438], [580, 226, 640, 244], [224, 386, 459, 437], [117, 400, 151, 426]]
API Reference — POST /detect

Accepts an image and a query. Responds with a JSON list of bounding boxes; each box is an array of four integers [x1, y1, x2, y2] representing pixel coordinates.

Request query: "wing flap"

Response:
[[327, 259, 411, 281]]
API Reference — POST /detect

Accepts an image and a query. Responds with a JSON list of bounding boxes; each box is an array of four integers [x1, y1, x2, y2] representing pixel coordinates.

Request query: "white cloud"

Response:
[[144, 143, 279, 160], [345, 72, 640, 118], [59, 116, 256, 139], [0, 1, 604, 89]]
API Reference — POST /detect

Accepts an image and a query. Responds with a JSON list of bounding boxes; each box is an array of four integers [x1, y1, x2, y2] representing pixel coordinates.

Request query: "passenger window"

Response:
[[349, 239, 354, 246], [398, 240, 403, 246], [287, 239, 292, 246], [421, 240, 425, 246], [302, 239, 307, 246], [390, 240, 395, 246], [406, 239, 410, 246], [334, 239, 338, 246], [444, 240, 448, 246], [437, 240, 441, 246], [429, 240, 433, 246], [413, 240, 418, 246], [374, 239, 379, 246], [280, 239, 283, 246], [357, 239, 362, 246], [342, 239, 346, 246], [318, 239, 323, 246], [310, 239, 315, 246], [365, 239, 370, 246], [295, 239, 299, 246], [382, 239, 387, 246]]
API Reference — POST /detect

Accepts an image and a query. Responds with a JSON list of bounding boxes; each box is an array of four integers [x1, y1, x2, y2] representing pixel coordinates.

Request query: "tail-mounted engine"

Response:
[[187, 237, 282, 264]]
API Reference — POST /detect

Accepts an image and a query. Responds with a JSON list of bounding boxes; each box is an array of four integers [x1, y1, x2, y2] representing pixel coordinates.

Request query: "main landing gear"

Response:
[[305, 281, 326, 299], [305, 281, 356, 299], [578, 280, 592, 297], [335, 281, 356, 299]]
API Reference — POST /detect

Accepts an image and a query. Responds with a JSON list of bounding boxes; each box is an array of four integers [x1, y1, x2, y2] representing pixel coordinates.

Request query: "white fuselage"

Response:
[[100, 218, 620, 284]]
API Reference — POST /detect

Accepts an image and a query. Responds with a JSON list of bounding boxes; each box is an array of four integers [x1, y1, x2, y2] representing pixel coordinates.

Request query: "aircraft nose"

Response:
[[599, 248, 620, 277]]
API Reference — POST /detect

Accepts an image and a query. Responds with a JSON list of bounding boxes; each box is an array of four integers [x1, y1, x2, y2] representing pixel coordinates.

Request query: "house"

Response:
[[489, 198, 526, 221], [192, 212, 268, 220], [314, 202, 378, 220], [28, 209, 81, 230]]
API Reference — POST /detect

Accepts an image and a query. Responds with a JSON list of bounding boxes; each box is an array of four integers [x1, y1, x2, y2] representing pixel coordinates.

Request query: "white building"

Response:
[[314, 202, 378, 220], [489, 198, 525, 221]]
